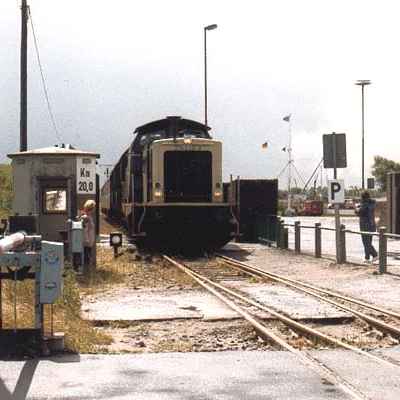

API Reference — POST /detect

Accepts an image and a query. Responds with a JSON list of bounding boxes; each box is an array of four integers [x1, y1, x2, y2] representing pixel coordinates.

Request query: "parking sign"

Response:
[[328, 179, 345, 203]]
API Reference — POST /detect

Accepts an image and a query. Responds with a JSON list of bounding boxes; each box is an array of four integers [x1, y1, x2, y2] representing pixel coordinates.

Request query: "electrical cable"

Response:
[[277, 162, 289, 179], [303, 158, 324, 192], [28, 7, 62, 143], [292, 163, 306, 186]]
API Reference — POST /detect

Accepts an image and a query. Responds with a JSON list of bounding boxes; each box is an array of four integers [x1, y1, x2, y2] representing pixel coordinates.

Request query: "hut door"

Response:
[[39, 178, 70, 241]]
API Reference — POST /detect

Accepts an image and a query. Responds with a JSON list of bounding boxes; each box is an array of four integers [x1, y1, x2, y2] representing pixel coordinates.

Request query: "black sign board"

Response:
[[323, 133, 347, 168], [367, 178, 375, 189]]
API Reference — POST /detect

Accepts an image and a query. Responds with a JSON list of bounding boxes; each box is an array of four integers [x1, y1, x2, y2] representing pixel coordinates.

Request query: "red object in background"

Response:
[[302, 200, 323, 216]]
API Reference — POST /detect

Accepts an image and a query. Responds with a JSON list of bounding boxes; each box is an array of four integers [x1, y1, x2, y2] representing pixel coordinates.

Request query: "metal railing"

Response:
[[274, 218, 394, 274]]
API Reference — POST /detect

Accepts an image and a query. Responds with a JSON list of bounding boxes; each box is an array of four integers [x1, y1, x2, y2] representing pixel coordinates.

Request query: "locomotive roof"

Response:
[[133, 116, 211, 137]]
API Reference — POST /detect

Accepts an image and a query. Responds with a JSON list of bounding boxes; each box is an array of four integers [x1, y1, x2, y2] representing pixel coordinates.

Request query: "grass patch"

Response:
[[79, 247, 196, 295], [0, 164, 12, 221], [1, 267, 111, 353]]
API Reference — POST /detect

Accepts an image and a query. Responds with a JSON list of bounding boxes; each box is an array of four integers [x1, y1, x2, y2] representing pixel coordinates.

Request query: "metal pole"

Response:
[[280, 223, 285, 249], [283, 227, 289, 249], [361, 84, 365, 189], [13, 269, 17, 333], [276, 219, 281, 248], [339, 224, 346, 264], [379, 227, 387, 274], [315, 222, 321, 258], [355, 80, 371, 189], [287, 121, 292, 211], [20, 0, 28, 152], [204, 28, 208, 128], [332, 132, 341, 264], [294, 221, 300, 253]]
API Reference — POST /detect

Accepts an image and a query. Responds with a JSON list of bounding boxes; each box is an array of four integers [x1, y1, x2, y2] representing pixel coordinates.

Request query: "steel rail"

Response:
[[217, 255, 400, 337], [217, 254, 400, 319], [163, 255, 370, 400], [167, 256, 397, 368]]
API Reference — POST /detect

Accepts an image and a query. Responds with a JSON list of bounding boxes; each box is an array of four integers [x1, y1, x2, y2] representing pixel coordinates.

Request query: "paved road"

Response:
[[1, 348, 400, 399], [283, 216, 400, 266]]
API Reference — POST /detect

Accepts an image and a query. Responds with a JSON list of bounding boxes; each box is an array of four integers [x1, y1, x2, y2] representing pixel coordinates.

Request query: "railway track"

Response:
[[163, 255, 400, 400], [216, 254, 400, 340]]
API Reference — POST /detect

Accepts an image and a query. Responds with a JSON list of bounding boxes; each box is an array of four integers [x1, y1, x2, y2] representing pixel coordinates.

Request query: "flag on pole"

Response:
[[261, 141, 268, 149], [283, 114, 291, 122]]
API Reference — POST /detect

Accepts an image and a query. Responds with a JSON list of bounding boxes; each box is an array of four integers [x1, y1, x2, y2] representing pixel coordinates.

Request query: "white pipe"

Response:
[[0, 232, 25, 255]]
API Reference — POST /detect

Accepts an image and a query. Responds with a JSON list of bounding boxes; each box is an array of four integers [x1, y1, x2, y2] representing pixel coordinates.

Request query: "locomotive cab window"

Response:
[[43, 189, 67, 213], [164, 151, 212, 203]]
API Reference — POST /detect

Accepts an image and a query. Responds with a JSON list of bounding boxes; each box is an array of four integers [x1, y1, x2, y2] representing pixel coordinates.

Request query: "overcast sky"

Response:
[[1, 0, 399, 188]]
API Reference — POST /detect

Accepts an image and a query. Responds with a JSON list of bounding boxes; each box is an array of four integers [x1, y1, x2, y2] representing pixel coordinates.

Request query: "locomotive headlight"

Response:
[[154, 182, 162, 197], [214, 182, 222, 197], [183, 137, 192, 145]]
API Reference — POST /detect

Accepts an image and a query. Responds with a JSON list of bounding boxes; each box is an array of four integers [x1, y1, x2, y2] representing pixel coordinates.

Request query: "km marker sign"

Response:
[[328, 179, 345, 204]]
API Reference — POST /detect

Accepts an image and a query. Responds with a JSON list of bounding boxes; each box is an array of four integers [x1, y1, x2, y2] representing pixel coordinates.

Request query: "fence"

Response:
[[274, 218, 398, 274]]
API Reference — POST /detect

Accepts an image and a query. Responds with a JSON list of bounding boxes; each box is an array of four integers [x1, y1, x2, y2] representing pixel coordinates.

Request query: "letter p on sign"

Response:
[[328, 179, 345, 204]]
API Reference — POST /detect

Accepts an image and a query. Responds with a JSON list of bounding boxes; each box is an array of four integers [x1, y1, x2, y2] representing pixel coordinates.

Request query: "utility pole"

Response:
[[204, 24, 217, 129], [287, 121, 292, 211], [355, 80, 371, 189], [20, 0, 29, 152]]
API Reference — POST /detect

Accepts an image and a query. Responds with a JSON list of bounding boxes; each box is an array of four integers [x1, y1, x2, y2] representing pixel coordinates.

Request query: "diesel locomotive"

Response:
[[101, 116, 239, 251]]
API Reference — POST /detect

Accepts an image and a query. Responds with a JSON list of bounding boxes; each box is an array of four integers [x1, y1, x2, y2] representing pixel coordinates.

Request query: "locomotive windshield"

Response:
[[136, 128, 209, 149], [164, 151, 212, 203]]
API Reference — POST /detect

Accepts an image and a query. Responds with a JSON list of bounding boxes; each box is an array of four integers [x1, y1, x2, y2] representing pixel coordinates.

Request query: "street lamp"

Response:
[[355, 79, 371, 189], [204, 24, 218, 128]]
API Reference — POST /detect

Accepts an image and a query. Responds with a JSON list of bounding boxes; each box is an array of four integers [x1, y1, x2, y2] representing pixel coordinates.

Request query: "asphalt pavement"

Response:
[[1, 348, 400, 399]]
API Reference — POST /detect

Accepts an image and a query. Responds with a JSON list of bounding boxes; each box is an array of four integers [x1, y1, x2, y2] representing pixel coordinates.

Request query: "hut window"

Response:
[[43, 189, 67, 213]]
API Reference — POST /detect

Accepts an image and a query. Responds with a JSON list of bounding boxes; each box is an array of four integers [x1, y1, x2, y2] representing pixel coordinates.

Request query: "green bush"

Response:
[[0, 164, 12, 217]]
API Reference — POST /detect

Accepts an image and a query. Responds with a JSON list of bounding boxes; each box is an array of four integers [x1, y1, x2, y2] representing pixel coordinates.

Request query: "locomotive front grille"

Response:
[[164, 151, 212, 202]]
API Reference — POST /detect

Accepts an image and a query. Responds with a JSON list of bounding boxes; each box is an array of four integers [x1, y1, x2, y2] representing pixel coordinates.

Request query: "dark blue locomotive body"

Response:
[[101, 116, 238, 252]]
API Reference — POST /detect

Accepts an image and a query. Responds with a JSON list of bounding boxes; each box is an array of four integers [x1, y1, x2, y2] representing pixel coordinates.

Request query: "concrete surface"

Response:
[[226, 241, 400, 313], [1, 348, 400, 399], [82, 284, 348, 323], [82, 288, 238, 321]]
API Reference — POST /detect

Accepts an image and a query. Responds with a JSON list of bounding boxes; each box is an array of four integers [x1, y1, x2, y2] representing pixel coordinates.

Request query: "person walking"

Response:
[[80, 199, 96, 268], [359, 191, 378, 263]]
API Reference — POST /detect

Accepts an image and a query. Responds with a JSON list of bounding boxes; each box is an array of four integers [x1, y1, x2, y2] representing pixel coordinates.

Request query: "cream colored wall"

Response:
[[149, 138, 223, 204], [11, 155, 90, 215]]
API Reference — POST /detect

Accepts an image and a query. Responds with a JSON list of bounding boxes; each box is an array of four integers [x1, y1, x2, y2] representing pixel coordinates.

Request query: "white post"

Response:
[[287, 119, 292, 211]]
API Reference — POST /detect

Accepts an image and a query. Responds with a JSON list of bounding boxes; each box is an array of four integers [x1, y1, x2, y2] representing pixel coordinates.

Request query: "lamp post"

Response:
[[204, 24, 218, 128], [355, 79, 371, 189]]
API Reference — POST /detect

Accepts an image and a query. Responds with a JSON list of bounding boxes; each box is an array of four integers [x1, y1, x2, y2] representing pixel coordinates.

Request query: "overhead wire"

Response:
[[28, 7, 62, 143], [303, 157, 324, 192], [292, 163, 306, 186]]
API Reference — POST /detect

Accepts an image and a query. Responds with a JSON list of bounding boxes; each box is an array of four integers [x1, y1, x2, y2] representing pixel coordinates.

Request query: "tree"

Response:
[[371, 156, 400, 191]]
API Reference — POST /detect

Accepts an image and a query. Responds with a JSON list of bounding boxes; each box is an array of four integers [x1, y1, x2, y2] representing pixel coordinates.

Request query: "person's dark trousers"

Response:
[[361, 234, 378, 260], [84, 246, 92, 266]]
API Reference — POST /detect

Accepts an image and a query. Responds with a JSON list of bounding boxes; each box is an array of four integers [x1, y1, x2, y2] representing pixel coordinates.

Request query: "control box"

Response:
[[71, 220, 84, 253], [40, 241, 64, 304]]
